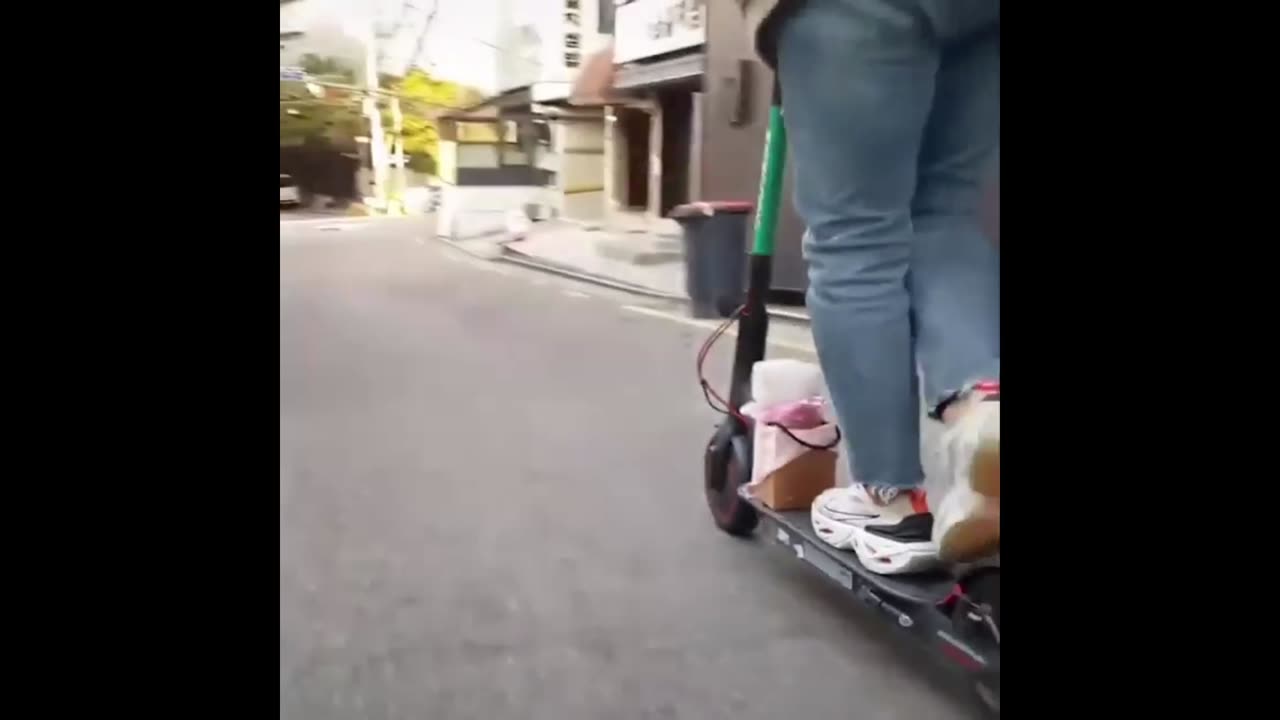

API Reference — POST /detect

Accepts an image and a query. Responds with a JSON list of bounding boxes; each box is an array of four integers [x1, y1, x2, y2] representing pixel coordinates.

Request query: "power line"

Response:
[[408, 1, 439, 69], [280, 78, 469, 112]]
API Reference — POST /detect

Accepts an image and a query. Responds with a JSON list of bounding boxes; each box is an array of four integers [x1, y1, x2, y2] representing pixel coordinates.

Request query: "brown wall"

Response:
[[701, 0, 808, 294]]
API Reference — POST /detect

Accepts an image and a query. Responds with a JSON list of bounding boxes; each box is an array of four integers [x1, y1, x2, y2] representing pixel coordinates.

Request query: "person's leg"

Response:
[[907, 17, 1001, 562], [777, 0, 943, 572], [776, 0, 936, 494]]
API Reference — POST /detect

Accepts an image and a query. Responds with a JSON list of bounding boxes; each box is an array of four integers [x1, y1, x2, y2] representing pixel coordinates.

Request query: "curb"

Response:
[[433, 234, 811, 326], [555, 217, 682, 239], [434, 234, 509, 260], [500, 251, 687, 300]]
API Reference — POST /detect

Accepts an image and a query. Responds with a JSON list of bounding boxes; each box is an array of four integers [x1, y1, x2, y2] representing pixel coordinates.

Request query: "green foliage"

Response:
[[299, 54, 356, 84], [380, 69, 484, 177], [279, 79, 363, 149], [279, 56, 364, 148], [279, 61, 484, 177]]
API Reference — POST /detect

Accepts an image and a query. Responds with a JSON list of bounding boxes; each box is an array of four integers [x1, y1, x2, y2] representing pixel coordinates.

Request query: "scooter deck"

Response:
[[745, 494, 954, 606], [743, 492, 1001, 710]]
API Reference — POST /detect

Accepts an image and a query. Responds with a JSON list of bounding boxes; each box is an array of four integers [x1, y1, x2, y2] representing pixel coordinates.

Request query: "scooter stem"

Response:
[[751, 87, 787, 257], [728, 83, 786, 415]]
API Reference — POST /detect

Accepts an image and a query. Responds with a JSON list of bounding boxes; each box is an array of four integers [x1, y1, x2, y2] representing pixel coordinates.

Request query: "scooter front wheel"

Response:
[[704, 421, 758, 536]]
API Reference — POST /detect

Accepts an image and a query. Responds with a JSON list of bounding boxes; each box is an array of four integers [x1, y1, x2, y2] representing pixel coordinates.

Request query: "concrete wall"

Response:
[[562, 119, 605, 151], [437, 185, 550, 240], [357, 168, 435, 198], [559, 121, 605, 191], [458, 144, 501, 168], [502, 147, 532, 165], [536, 145, 561, 173], [523, 116, 607, 222], [561, 151, 604, 193], [444, 143, 534, 171], [562, 190, 605, 221], [438, 142, 458, 184], [437, 135, 553, 235]]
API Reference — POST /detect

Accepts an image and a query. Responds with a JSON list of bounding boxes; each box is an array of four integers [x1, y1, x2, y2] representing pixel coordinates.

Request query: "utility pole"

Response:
[[380, 0, 430, 215], [391, 97, 406, 215], [355, 0, 439, 213], [363, 21, 389, 212]]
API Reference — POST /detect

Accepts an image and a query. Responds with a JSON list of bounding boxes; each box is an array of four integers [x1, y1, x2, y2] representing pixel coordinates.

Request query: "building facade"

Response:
[[473, 0, 613, 222], [600, 0, 707, 226], [697, 0, 806, 293]]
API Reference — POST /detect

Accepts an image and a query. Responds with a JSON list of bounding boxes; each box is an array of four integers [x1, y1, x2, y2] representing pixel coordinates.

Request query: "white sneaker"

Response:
[[811, 485, 939, 575], [932, 392, 1000, 563]]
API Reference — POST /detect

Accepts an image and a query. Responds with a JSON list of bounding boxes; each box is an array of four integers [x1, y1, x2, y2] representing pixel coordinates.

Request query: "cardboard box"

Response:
[[751, 449, 836, 511]]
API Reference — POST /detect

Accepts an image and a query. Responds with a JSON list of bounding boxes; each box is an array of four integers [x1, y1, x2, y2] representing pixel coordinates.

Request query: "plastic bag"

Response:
[[741, 398, 841, 489], [750, 359, 828, 409], [755, 396, 827, 429]]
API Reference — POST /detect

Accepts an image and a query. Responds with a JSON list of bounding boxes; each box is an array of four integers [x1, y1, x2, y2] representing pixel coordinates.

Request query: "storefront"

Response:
[[568, 0, 806, 294], [601, 0, 707, 223]]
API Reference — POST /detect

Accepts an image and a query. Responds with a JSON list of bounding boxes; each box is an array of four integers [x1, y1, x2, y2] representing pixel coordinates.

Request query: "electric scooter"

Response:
[[699, 86, 1001, 715]]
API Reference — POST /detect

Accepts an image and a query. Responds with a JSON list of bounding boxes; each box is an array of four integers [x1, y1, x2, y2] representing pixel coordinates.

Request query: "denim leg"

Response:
[[909, 28, 1001, 409], [776, 0, 936, 489]]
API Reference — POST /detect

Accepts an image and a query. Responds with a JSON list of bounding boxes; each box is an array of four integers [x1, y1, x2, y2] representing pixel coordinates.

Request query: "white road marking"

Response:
[[475, 263, 512, 276], [620, 305, 816, 356], [562, 290, 590, 299], [279, 219, 362, 229], [280, 234, 356, 246]]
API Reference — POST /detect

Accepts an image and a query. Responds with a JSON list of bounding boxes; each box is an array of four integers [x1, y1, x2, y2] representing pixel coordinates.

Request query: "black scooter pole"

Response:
[[726, 80, 786, 418]]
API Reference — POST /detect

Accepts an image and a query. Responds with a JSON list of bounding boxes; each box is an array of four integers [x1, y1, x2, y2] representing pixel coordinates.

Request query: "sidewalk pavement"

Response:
[[500, 219, 811, 322], [502, 220, 688, 297], [565, 214, 683, 238]]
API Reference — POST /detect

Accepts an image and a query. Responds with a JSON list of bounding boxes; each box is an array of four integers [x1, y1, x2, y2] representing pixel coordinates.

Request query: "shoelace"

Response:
[[861, 485, 930, 515]]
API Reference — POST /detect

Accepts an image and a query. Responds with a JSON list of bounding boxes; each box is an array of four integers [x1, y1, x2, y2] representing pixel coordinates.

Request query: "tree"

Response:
[[279, 57, 485, 178], [299, 53, 356, 84], [381, 68, 484, 174], [280, 97, 364, 149], [280, 55, 362, 148]]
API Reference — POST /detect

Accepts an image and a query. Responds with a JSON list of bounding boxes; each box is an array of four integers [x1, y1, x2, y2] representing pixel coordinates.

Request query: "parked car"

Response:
[[280, 174, 301, 207]]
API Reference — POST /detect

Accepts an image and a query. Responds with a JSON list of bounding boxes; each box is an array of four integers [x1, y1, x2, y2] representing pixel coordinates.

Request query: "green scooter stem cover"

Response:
[[751, 105, 787, 258]]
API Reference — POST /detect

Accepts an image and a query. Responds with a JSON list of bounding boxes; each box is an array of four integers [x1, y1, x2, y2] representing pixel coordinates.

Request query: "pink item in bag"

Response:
[[756, 397, 827, 430]]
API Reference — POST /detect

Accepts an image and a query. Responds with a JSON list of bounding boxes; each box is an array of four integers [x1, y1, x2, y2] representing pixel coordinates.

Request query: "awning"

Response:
[[613, 50, 704, 91], [460, 86, 533, 114], [569, 45, 634, 106]]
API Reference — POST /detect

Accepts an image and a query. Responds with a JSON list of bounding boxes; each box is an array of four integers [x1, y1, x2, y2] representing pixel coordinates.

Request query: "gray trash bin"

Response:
[[670, 201, 754, 319]]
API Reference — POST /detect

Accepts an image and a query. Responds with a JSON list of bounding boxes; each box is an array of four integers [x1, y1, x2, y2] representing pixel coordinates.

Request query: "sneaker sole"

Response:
[[811, 512, 939, 575], [938, 439, 1000, 564]]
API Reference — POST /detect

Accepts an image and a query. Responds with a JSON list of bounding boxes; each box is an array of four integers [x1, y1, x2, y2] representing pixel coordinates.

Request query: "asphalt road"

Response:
[[280, 206, 356, 222], [279, 216, 984, 720]]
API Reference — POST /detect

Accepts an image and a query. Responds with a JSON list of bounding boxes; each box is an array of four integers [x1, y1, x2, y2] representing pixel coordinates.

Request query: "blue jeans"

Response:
[[776, 0, 1000, 490]]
